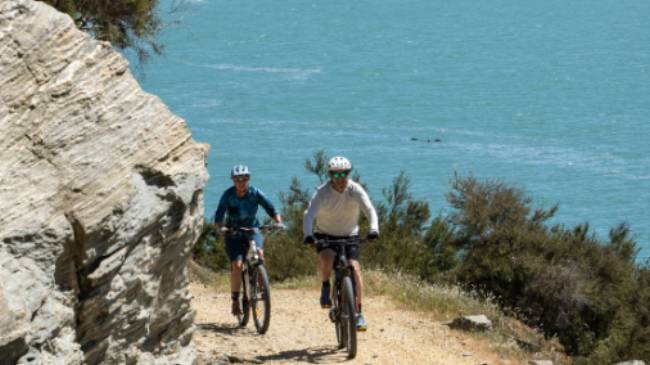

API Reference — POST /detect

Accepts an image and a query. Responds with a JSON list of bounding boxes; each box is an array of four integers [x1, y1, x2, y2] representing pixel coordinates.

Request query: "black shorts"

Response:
[[314, 233, 361, 261]]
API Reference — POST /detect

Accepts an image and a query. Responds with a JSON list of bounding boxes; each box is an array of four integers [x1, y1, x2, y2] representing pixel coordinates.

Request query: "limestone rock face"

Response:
[[0, 1, 209, 363]]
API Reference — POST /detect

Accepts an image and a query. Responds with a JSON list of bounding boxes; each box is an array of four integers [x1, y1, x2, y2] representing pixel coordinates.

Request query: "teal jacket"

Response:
[[214, 185, 277, 228]]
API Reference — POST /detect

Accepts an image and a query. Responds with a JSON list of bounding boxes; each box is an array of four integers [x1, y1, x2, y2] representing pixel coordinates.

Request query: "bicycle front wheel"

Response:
[[334, 284, 345, 349], [251, 265, 271, 334], [341, 276, 357, 359]]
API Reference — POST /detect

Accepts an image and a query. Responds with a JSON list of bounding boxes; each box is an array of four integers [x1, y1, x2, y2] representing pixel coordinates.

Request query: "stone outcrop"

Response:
[[529, 360, 554, 365], [0, 0, 209, 363], [448, 314, 493, 332]]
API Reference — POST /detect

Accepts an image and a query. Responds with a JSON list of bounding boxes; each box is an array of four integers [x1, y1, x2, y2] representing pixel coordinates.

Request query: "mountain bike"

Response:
[[222, 224, 283, 334], [314, 236, 365, 359]]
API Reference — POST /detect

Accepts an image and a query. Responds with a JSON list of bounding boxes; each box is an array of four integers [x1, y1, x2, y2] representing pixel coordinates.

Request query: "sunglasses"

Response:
[[233, 176, 250, 182], [329, 171, 350, 179]]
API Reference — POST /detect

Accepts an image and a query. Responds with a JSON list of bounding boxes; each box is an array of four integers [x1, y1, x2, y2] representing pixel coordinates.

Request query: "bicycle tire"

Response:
[[341, 276, 357, 359], [334, 283, 345, 349], [251, 265, 271, 334], [238, 268, 251, 327]]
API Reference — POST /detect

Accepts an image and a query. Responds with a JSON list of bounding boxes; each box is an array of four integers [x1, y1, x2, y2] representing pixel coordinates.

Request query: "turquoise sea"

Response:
[[128, 0, 650, 260]]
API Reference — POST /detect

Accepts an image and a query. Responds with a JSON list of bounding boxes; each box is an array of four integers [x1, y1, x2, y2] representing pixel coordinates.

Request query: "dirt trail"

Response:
[[190, 282, 524, 365]]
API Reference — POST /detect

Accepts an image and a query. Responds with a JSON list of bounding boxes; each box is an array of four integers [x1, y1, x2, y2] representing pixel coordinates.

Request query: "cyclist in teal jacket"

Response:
[[214, 164, 283, 316]]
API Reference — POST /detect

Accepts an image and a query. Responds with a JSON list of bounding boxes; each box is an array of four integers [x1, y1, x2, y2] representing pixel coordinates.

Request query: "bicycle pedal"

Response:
[[321, 303, 332, 309]]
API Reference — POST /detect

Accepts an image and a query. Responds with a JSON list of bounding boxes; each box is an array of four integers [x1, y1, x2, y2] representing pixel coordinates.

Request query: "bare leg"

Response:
[[319, 249, 334, 282], [230, 260, 243, 293]]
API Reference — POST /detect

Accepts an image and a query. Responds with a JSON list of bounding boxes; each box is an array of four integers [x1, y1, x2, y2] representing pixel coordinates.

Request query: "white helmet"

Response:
[[327, 156, 352, 172], [230, 164, 250, 177]]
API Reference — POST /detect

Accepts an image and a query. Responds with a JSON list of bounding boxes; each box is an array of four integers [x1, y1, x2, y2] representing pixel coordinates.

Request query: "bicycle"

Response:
[[220, 224, 283, 334], [314, 236, 366, 359]]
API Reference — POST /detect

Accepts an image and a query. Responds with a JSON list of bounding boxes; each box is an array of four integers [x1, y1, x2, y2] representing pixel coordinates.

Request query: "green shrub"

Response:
[[192, 219, 229, 272], [264, 232, 317, 281], [40, 0, 163, 63], [263, 176, 316, 281], [364, 172, 448, 281], [446, 173, 648, 363]]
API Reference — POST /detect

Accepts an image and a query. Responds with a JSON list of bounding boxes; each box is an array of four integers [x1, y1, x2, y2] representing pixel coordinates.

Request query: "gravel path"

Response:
[[191, 282, 523, 365]]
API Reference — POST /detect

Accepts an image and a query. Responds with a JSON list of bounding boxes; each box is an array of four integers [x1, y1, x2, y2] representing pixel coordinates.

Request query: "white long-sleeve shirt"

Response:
[[303, 180, 379, 237]]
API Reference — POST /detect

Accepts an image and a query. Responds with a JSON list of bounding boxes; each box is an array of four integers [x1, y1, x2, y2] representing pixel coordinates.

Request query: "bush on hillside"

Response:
[[364, 172, 442, 279], [40, 0, 163, 63], [625, 266, 650, 361], [446, 174, 648, 363], [264, 177, 317, 280], [192, 220, 229, 272]]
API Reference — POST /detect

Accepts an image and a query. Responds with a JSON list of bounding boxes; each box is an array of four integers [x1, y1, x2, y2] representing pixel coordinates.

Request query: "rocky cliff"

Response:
[[0, 0, 209, 363]]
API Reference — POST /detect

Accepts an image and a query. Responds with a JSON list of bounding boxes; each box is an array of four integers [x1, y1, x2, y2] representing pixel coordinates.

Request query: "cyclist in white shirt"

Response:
[[303, 156, 379, 331]]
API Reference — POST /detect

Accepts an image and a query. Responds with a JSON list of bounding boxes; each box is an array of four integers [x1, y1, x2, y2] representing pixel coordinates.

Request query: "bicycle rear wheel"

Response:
[[340, 276, 357, 359], [238, 268, 251, 327], [251, 265, 271, 334]]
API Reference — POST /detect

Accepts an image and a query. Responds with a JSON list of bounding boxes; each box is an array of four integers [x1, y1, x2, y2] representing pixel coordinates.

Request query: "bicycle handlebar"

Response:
[[206, 224, 285, 239], [218, 224, 286, 234], [314, 236, 367, 248]]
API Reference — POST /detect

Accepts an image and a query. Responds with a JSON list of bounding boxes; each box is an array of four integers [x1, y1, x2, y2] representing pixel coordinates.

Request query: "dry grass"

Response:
[[363, 269, 569, 364], [187, 259, 229, 289]]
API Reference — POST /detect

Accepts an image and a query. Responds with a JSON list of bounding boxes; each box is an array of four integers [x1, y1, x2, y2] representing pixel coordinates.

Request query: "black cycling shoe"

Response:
[[231, 300, 242, 316], [320, 284, 331, 308]]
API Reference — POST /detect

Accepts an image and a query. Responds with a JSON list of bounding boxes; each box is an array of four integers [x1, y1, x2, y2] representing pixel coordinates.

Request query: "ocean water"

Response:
[[127, 0, 650, 260]]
